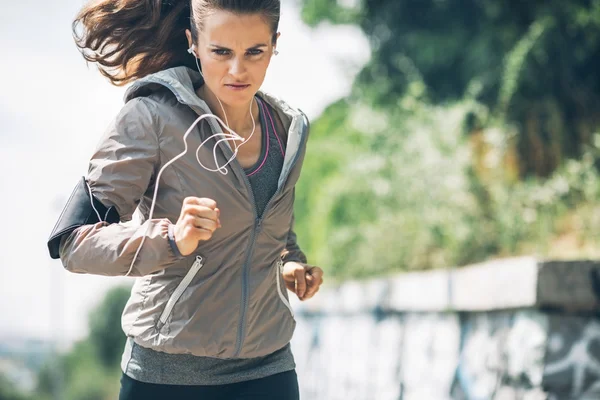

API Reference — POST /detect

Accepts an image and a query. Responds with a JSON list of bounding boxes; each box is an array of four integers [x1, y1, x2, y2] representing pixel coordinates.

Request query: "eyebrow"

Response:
[[209, 43, 269, 50]]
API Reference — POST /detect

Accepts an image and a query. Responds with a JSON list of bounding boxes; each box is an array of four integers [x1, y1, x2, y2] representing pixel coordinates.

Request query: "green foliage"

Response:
[[295, 83, 600, 279], [301, 0, 361, 27], [88, 286, 131, 368], [297, 94, 476, 277], [302, 0, 600, 176], [0, 374, 34, 400], [498, 16, 553, 114], [292, 0, 600, 279], [33, 286, 130, 400]]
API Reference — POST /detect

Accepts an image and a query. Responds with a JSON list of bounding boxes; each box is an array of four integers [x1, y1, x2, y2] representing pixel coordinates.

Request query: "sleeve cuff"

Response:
[[282, 252, 308, 265], [167, 224, 184, 259]]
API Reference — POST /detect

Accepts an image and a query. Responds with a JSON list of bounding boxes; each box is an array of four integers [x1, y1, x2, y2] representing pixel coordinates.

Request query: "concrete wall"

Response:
[[290, 257, 600, 400]]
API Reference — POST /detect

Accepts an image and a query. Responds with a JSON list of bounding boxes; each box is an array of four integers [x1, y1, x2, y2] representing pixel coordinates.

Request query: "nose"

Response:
[[228, 56, 247, 78]]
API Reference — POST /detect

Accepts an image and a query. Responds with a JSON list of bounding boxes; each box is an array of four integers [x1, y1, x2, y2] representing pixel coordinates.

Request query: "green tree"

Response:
[[302, 0, 600, 176], [291, 0, 600, 279], [0, 374, 34, 400], [88, 286, 131, 368], [34, 285, 131, 400]]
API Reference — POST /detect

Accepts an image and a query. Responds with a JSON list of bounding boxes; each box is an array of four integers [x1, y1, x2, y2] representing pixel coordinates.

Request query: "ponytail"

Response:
[[73, 0, 195, 86]]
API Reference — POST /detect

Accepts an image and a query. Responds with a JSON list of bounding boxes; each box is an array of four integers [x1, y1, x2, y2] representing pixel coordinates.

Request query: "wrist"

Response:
[[167, 224, 184, 259]]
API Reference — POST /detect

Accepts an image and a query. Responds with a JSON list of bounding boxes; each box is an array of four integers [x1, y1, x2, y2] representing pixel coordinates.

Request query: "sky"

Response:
[[0, 0, 369, 346]]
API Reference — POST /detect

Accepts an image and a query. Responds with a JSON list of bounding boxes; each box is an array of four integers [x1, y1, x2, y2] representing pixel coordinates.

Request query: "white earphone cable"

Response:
[[125, 45, 258, 276]]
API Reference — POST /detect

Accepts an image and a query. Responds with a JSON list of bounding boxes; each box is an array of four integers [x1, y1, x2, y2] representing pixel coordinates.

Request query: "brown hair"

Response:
[[73, 0, 281, 86]]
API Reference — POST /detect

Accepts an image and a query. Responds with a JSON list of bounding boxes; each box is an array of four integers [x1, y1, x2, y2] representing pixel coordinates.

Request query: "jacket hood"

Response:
[[125, 66, 205, 108]]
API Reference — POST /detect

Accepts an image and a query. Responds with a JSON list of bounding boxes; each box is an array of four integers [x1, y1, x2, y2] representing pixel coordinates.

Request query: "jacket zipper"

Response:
[[157, 255, 204, 329], [233, 126, 308, 357], [233, 170, 258, 357], [233, 185, 281, 357]]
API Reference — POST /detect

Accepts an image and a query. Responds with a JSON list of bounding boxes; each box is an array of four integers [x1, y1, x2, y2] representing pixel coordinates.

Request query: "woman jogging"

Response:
[[47, 0, 324, 398]]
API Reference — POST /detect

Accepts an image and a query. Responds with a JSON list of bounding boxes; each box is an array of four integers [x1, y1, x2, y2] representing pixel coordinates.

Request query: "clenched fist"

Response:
[[173, 197, 221, 256], [282, 262, 324, 301]]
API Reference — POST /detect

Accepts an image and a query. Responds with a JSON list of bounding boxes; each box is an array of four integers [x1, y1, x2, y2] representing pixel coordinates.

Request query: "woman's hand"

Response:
[[173, 197, 221, 256], [282, 262, 324, 301]]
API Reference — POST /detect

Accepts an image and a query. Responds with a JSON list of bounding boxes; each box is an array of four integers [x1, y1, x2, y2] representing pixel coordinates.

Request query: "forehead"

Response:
[[200, 10, 272, 46]]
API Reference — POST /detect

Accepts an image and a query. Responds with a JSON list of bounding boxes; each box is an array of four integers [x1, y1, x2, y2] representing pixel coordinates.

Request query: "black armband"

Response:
[[47, 177, 120, 259]]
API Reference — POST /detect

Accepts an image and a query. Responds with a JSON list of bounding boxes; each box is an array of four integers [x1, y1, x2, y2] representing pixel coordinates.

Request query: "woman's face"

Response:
[[187, 10, 278, 107]]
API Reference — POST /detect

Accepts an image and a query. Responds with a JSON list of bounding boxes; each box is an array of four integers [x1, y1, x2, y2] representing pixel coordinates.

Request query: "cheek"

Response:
[[249, 58, 271, 82], [199, 58, 225, 82]]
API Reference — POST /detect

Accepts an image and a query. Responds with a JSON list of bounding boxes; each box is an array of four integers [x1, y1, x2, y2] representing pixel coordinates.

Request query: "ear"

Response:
[[185, 29, 194, 50], [273, 32, 281, 54]]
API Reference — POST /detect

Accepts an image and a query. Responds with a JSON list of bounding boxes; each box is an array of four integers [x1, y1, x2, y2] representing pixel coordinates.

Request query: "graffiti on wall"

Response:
[[543, 318, 600, 399], [292, 311, 600, 400]]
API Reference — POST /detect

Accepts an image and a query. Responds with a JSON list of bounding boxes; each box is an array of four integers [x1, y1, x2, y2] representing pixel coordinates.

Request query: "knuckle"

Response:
[[197, 206, 211, 216], [199, 198, 217, 208], [203, 208, 216, 218]]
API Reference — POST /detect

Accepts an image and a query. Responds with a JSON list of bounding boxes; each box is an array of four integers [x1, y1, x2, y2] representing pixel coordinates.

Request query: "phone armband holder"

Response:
[[47, 177, 120, 259]]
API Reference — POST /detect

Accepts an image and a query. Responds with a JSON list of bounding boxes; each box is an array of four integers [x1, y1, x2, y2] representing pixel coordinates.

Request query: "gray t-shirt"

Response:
[[122, 96, 296, 385], [245, 96, 287, 218]]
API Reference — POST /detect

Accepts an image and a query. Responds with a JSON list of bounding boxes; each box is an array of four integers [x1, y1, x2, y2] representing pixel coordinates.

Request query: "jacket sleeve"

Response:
[[59, 97, 184, 277], [282, 213, 308, 264], [281, 112, 310, 265]]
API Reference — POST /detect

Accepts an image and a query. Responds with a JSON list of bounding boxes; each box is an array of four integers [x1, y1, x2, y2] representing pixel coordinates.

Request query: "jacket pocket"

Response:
[[157, 255, 205, 330], [276, 258, 295, 319]]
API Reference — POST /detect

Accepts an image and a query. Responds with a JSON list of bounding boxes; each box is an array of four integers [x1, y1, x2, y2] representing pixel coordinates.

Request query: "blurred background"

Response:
[[1, 0, 600, 399]]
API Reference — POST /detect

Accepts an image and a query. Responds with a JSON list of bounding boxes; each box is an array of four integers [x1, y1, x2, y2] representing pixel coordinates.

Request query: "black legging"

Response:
[[119, 370, 300, 400]]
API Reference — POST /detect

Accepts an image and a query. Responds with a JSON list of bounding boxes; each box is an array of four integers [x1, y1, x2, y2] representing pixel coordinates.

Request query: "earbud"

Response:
[[273, 49, 279, 56], [188, 46, 196, 56]]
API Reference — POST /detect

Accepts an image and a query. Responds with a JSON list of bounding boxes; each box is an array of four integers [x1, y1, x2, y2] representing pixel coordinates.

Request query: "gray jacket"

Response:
[[59, 66, 309, 359]]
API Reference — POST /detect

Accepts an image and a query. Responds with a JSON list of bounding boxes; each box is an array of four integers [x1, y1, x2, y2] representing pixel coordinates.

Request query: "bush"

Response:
[[295, 90, 600, 280]]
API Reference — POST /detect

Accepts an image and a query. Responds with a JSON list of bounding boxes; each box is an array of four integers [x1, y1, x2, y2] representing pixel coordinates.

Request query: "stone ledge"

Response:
[[294, 256, 600, 314]]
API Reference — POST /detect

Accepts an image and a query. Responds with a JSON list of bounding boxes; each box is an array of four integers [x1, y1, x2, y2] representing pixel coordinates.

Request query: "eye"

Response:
[[246, 49, 264, 57], [212, 49, 231, 56]]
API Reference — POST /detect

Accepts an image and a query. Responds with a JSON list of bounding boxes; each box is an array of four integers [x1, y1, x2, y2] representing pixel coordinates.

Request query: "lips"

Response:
[[225, 83, 250, 91]]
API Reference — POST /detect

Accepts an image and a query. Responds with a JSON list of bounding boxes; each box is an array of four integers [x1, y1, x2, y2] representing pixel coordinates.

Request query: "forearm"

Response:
[[60, 219, 183, 277], [283, 228, 307, 264]]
